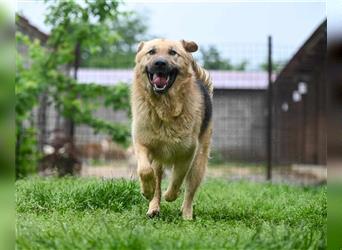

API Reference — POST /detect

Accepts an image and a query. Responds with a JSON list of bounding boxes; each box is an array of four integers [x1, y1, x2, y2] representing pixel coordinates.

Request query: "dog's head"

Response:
[[134, 39, 198, 94]]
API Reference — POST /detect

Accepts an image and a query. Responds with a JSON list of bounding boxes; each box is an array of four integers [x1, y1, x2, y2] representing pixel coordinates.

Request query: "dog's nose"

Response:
[[154, 59, 167, 67]]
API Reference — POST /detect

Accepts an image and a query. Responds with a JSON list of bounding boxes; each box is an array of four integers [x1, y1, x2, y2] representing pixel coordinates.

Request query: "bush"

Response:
[[15, 127, 38, 178]]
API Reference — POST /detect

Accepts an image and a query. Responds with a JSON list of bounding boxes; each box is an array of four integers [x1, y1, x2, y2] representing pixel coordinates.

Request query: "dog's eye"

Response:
[[147, 49, 156, 55], [169, 49, 177, 56]]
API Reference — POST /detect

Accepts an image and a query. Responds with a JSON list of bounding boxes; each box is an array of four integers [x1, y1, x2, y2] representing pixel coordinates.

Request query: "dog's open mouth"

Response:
[[147, 69, 178, 94]]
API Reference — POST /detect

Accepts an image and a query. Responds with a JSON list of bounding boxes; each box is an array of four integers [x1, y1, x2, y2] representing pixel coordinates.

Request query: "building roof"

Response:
[[16, 15, 49, 44], [275, 19, 326, 79], [76, 68, 272, 90]]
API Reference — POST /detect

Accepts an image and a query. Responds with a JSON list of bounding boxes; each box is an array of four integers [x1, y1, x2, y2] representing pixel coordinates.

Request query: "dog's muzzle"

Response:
[[146, 59, 178, 94]]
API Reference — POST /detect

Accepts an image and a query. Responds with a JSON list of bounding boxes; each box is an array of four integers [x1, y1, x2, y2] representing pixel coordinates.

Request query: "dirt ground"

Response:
[[81, 160, 326, 185]]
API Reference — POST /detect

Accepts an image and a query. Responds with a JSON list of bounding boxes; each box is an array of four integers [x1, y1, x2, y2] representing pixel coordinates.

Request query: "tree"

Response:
[[234, 60, 248, 71], [200, 45, 232, 70], [81, 11, 149, 68], [15, 1, 132, 178], [259, 60, 285, 73], [200, 45, 248, 71]]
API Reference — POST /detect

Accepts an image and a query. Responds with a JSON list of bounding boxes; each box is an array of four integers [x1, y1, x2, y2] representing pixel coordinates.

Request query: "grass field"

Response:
[[16, 177, 326, 250]]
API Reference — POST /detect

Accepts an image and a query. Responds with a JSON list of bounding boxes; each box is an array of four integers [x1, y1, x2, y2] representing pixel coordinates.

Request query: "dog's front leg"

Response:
[[135, 143, 155, 200], [147, 161, 163, 218]]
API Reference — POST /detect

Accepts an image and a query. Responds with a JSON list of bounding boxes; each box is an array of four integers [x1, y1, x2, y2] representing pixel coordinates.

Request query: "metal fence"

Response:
[[26, 38, 327, 185]]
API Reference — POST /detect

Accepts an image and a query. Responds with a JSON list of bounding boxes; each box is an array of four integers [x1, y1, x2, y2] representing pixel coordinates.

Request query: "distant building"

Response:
[[16, 15, 48, 43], [273, 20, 327, 165]]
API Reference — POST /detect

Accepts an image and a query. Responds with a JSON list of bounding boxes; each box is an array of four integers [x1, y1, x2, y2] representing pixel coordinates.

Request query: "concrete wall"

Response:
[[75, 104, 129, 145], [212, 89, 267, 162]]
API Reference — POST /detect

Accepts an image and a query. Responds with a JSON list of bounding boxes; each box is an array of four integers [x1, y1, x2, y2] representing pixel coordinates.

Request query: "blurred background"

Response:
[[14, 1, 328, 186]]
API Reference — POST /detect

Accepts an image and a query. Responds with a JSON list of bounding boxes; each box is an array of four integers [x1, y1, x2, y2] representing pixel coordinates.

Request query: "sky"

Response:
[[129, 2, 325, 46], [16, 0, 327, 68], [327, 0, 342, 41]]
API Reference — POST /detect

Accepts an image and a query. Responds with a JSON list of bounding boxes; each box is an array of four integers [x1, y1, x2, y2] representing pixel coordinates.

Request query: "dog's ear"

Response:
[[137, 41, 145, 52], [181, 40, 198, 53]]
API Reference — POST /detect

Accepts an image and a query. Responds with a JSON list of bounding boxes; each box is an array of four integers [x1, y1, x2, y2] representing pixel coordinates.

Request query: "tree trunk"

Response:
[[64, 41, 81, 140]]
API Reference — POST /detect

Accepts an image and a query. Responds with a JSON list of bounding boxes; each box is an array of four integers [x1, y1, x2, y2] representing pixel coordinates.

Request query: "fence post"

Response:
[[267, 36, 273, 180]]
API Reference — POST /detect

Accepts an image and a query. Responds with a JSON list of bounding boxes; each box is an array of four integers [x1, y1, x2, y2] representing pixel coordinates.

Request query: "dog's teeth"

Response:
[[153, 74, 157, 80]]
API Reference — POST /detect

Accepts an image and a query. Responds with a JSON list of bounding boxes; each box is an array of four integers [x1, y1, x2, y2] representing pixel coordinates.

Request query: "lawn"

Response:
[[16, 177, 326, 250]]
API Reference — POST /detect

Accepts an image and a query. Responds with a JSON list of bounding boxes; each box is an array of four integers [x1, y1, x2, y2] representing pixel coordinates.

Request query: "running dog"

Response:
[[131, 38, 213, 220]]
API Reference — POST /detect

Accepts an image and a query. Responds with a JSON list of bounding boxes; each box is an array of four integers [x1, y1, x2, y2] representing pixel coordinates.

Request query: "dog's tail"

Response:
[[191, 60, 214, 97]]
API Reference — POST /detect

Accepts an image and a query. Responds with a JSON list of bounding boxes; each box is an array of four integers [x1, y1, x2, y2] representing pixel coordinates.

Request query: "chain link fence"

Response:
[[24, 35, 327, 185]]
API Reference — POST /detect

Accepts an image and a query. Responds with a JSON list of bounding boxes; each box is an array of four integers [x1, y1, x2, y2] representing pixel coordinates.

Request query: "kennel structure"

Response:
[[272, 20, 327, 166]]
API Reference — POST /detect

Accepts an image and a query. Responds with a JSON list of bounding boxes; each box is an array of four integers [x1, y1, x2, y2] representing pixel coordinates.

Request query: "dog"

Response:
[[131, 38, 213, 220]]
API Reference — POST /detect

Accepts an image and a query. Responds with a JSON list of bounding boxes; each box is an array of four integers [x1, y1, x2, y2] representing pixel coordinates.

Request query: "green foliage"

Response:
[[200, 45, 248, 71], [15, 127, 39, 179], [16, 32, 131, 144], [81, 11, 149, 68], [44, 0, 120, 64], [16, 178, 327, 249], [16, 33, 47, 178], [52, 76, 131, 144], [42, 0, 131, 145], [15, 1, 133, 178], [259, 60, 285, 73]]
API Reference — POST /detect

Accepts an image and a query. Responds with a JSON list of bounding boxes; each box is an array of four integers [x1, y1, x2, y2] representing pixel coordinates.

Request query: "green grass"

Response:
[[16, 177, 326, 250]]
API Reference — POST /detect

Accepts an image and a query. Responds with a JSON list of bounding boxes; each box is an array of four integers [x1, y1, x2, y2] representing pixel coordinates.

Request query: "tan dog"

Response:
[[131, 38, 213, 220]]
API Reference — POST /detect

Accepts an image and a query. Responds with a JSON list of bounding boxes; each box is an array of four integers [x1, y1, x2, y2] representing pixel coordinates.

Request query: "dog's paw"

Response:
[[147, 197, 161, 218], [146, 207, 160, 218], [182, 213, 193, 220], [181, 204, 193, 220], [181, 208, 193, 220], [163, 189, 179, 202]]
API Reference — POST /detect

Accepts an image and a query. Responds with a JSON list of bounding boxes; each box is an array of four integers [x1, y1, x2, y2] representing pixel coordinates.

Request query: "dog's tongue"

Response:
[[152, 74, 167, 87]]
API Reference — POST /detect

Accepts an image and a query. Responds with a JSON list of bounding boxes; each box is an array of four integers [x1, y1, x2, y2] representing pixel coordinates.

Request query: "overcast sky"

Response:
[[16, 1, 327, 68]]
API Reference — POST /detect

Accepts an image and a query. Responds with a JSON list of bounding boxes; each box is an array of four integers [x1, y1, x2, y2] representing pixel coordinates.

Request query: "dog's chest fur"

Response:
[[133, 94, 201, 164]]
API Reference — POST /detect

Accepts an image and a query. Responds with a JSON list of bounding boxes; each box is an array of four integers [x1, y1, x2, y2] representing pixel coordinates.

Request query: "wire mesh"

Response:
[[24, 41, 326, 185]]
